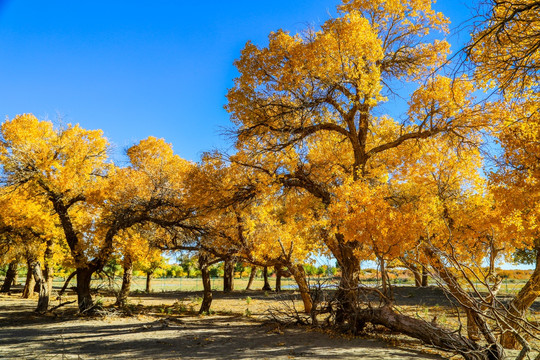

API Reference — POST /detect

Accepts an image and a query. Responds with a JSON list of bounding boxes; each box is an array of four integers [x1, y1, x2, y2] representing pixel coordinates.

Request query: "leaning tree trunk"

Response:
[[198, 254, 212, 314], [501, 248, 540, 349], [262, 266, 272, 291], [246, 266, 256, 290], [146, 271, 153, 293], [1, 260, 18, 293], [115, 257, 133, 307], [76, 267, 95, 313], [290, 264, 312, 314], [22, 257, 36, 299], [31, 260, 50, 313], [223, 259, 234, 293]]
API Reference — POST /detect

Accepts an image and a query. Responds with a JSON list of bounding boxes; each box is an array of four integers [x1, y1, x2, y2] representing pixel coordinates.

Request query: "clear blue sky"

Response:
[[0, 0, 473, 162]]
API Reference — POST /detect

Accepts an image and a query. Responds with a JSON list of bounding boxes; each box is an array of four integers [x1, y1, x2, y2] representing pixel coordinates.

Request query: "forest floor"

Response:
[[0, 286, 531, 360]]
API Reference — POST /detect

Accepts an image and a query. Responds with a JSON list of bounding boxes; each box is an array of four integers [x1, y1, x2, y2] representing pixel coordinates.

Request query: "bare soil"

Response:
[[0, 287, 452, 360]]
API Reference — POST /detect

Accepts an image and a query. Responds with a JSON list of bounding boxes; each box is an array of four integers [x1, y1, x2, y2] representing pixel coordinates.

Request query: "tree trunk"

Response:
[[421, 266, 428, 287], [275, 265, 282, 292], [290, 264, 312, 313], [246, 266, 256, 290], [31, 260, 50, 313], [146, 271, 153, 293], [358, 305, 502, 360], [43, 239, 54, 297], [501, 248, 540, 348], [115, 257, 133, 307], [223, 259, 234, 292], [76, 267, 95, 313], [262, 266, 272, 291], [333, 240, 362, 330], [1, 260, 18, 293], [198, 254, 212, 314], [22, 258, 36, 299]]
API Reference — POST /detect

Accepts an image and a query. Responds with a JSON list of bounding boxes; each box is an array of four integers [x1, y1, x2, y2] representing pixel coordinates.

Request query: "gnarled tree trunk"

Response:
[[246, 266, 256, 290], [1, 260, 18, 293], [223, 259, 234, 292], [421, 265, 428, 287], [31, 260, 50, 313], [22, 257, 36, 299], [115, 256, 133, 307], [198, 254, 212, 314], [501, 248, 540, 348], [76, 267, 95, 313]]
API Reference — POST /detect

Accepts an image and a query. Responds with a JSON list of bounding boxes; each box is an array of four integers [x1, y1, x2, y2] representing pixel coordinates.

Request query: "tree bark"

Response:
[[262, 266, 272, 291], [146, 271, 153, 293], [333, 239, 362, 330], [22, 257, 36, 299], [223, 259, 234, 292], [43, 239, 54, 297], [421, 265, 428, 287], [501, 247, 540, 348], [31, 260, 50, 313], [246, 266, 256, 290], [115, 257, 133, 307], [275, 265, 282, 292], [1, 260, 18, 293], [290, 264, 312, 313], [76, 267, 95, 313], [198, 254, 212, 314], [358, 305, 502, 360]]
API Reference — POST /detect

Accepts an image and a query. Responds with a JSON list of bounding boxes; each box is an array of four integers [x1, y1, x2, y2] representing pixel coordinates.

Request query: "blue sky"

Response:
[[0, 0, 475, 163]]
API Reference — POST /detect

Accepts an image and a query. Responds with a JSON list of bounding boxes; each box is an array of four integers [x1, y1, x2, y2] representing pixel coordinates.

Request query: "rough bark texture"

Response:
[[31, 261, 50, 313], [334, 239, 362, 329], [501, 249, 540, 348], [246, 267, 256, 290], [223, 259, 234, 293], [22, 258, 36, 299], [115, 257, 133, 307], [1, 261, 18, 293], [262, 266, 272, 291], [359, 305, 501, 360], [76, 267, 95, 313], [146, 271, 153, 293], [290, 264, 312, 313], [198, 255, 212, 314]]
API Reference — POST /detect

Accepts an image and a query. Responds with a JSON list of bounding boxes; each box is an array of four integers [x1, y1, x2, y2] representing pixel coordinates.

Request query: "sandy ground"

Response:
[[0, 289, 449, 360]]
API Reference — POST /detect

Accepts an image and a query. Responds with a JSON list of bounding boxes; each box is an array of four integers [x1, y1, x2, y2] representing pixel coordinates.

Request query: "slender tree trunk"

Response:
[[146, 271, 153, 293], [76, 267, 95, 313], [198, 254, 212, 314], [116, 257, 133, 307], [43, 239, 54, 297], [290, 264, 312, 313], [1, 260, 18, 293], [22, 258, 36, 299], [421, 266, 428, 287], [275, 265, 282, 293], [246, 267, 256, 290], [262, 266, 272, 291], [223, 259, 234, 292], [32, 261, 50, 313]]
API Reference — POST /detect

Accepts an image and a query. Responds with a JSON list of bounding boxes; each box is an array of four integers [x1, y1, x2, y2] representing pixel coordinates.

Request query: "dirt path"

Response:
[[0, 294, 446, 360]]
